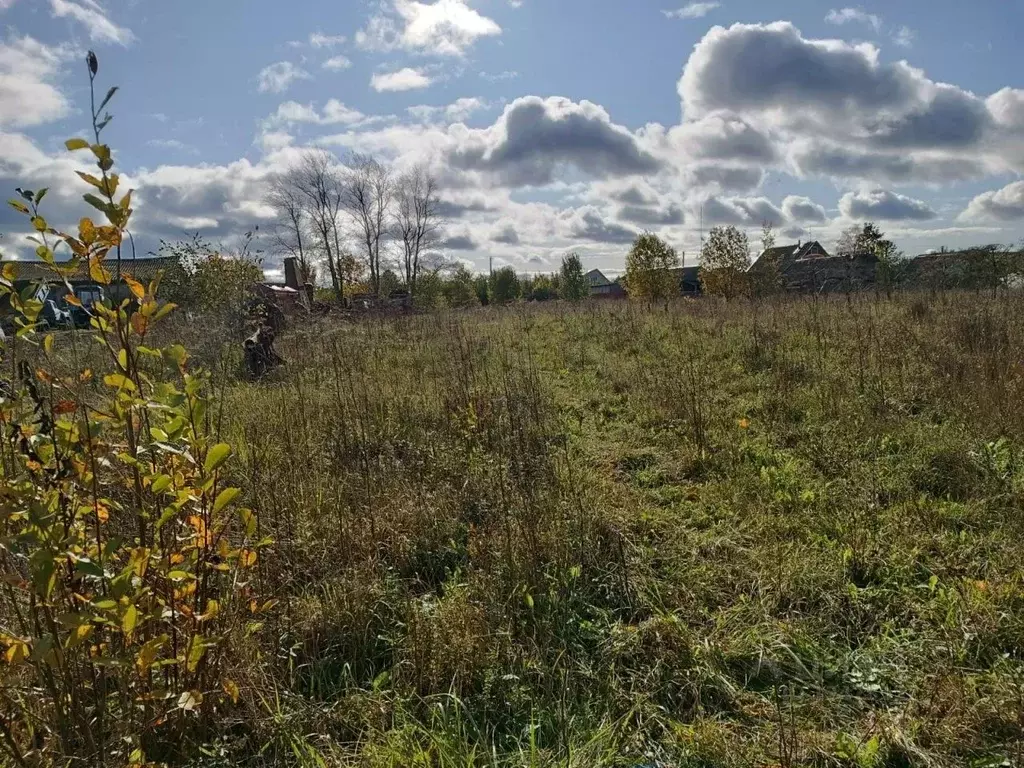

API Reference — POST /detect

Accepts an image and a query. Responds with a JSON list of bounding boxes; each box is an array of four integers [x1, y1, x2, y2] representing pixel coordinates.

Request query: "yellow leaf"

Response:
[[124, 274, 145, 300], [240, 549, 258, 568], [95, 503, 109, 523], [67, 623, 94, 649], [31, 216, 47, 232], [5, 640, 28, 666], [222, 678, 240, 704], [199, 599, 220, 622], [7, 199, 29, 214], [136, 635, 166, 674], [76, 171, 104, 189], [43, 334, 54, 355], [103, 373, 136, 391], [65, 138, 90, 151], [65, 293, 83, 308], [79, 217, 96, 245], [122, 604, 138, 636], [738, 418, 750, 429], [89, 255, 111, 285]]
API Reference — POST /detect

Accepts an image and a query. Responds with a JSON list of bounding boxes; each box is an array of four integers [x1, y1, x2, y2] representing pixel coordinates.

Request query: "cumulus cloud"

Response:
[[781, 195, 828, 223], [700, 195, 784, 226], [824, 8, 882, 32], [618, 204, 685, 226], [663, 2, 720, 20], [257, 62, 311, 93], [371, 67, 433, 92], [357, 0, 501, 57], [266, 99, 370, 127], [447, 96, 662, 186], [323, 55, 352, 71], [49, 0, 134, 46], [689, 164, 764, 192], [491, 223, 520, 244], [680, 22, 920, 120], [407, 97, 490, 123], [838, 189, 937, 221], [959, 181, 1024, 222], [443, 233, 478, 250], [789, 141, 988, 184], [309, 32, 346, 48], [0, 35, 73, 129], [564, 208, 637, 244], [669, 113, 777, 162]]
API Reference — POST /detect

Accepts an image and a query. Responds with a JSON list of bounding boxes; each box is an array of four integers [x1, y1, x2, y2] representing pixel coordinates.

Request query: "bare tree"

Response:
[[279, 148, 344, 300], [265, 171, 313, 284], [341, 154, 393, 296], [393, 165, 442, 297]]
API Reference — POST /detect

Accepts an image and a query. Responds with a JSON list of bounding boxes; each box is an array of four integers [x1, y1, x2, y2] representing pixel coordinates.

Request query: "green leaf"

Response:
[[7, 199, 29, 214], [75, 559, 104, 578], [239, 508, 257, 538], [98, 86, 118, 112], [65, 138, 90, 151], [122, 604, 138, 636], [150, 474, 172, 494], [213, 487, 241, 514], [34, 188, 48, 204], [204, 443, 232, 474], [186, 637, 205, 673], [82, 192, 111, 214]]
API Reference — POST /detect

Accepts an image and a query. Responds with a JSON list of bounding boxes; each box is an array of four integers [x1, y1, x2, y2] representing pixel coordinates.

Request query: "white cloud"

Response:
[[959, 181, 1024, 222], [323, 55, 352, 71], [482, 70, 518, 82], [146, 138, 198, 154], [0, 35, 73, 129], [266, 99, 371, 126], [49, 0, 134, 46], [357, 0, 501, 57], [371, 67, 433, 92], [892, 26, 916, 48], [407, 97, 490, 123], [309, 32, 346, 48], [824, 7, 882, 32], [663, 2, 720, 20], [257, 62, 311, 94], [0, 0, 19, 8], [782, 195, 828, 223], [838, 189, 937, 221]]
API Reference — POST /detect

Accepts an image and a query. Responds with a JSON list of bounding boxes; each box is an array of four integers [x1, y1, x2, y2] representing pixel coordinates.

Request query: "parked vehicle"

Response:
[[38, 283, 107, 329]]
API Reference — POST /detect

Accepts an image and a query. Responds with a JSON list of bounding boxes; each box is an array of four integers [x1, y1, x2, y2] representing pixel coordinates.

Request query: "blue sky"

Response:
[[3, 0, 1024, 276]]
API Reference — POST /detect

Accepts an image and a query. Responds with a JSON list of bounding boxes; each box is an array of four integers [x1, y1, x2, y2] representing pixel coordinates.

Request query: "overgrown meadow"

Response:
[[3, 52, 1024, 768], [207, 292, 1023, 766]]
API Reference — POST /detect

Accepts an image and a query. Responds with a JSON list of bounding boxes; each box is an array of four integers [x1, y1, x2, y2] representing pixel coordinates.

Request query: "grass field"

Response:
[[196, 291, 1024, 767]]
